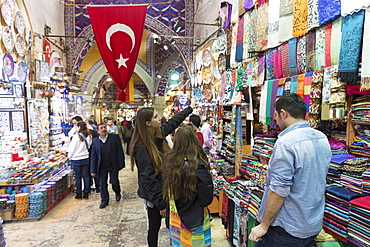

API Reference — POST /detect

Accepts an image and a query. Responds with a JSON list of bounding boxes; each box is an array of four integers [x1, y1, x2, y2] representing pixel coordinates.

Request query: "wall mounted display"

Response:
[[3, 53, 15, 77], [0, 112, 10, 132], [15, 34, 26, 57], [2, 26, 15, 52], [12, 111, 25, 131], [17, 61, 28, 83], [15, 11, 25, 35], [1, 0, 14, 26], [35, 59, 50, 82], [14, 84, 23, 97], [0, 84, 13, 96]]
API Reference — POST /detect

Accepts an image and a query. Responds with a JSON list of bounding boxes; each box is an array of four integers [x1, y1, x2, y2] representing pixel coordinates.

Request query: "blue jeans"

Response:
[[71, 158, 90, 193], [255, 226, 317, 247]]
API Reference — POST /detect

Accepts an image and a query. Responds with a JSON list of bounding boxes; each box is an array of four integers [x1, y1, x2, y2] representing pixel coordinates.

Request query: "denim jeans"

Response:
[[71, 158, 90, 193], [255, 226, 317, 247]]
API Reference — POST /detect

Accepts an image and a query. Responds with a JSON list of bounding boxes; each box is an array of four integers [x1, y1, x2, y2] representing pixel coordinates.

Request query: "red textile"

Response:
[[44, 39, 51, 63], [196, 132, 204, 146], [325, 23, 332, 67], [350, 196, 370, 210], [281, 42, 290, 78], [346, 85, 370, 95], [87, 5, 147, 101]]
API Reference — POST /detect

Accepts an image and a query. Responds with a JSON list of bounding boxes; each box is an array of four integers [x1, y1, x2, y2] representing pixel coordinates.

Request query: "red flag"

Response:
[[44, 39, 51, 63], [87, 5, 147, 101]]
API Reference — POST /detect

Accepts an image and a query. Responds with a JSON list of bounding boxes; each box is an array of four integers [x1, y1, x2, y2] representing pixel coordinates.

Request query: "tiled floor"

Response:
[[3, 156, 230, 247]]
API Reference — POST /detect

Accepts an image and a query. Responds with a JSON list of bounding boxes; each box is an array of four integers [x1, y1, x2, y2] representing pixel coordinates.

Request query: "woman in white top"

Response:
[[68, 121, 93, 199]]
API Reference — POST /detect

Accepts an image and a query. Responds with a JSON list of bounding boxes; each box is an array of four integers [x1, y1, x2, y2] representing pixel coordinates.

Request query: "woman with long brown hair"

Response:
[[68, 121, 92, 199], [130, 106, 192, 247], [162, 124, 213, 246]]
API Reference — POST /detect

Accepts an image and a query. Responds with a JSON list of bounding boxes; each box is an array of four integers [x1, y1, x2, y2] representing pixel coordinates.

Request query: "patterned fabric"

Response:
[[290, 75, 299, 93], [309, 70, 323, 128], [297, 73, 305, 98], [331, 17, 342, 65], [257, 55, 266, 86], [236, 16, 245, 62], [274, 48, 282, 79], [318, 0, 341, 25], [306, 31, 316, 72], [308, 0, 320, 30], [245, 9, 258, 52], [293, 0, 308, 37], [266, 48, 275, 80], [325, 23, 333, 67], [304, 72, 313, 119], [288, 38, 298, 76], [297, 35, 307, 74], [338, 10, 365, 84], [256, 3, 269, 51], [341, 0, 370, 16], [279, 0, 293, 43], [230, 22, 239, 68], [169, 198, 211, 247], [315, 26, 326, 70], [220, 2, 232, 29], [226, 26, 233, 56], [281, 42, 290, 78], [268, 0, 280, 48], [361, 7, 370, 90]]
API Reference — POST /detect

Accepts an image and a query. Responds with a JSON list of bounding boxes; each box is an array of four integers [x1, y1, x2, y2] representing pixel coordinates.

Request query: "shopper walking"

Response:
[[68, 121, 92, 199], [200, 117, 213, 155], [162, 124, 213, 246], [249, 93, 332, 246], [123, 121, 134, 155], [106, 119, 118, 134], [189, 114, 204, 146], [130, 106, 193, 247], [90, 123, 125, 209], [68, 115, 83, 141]]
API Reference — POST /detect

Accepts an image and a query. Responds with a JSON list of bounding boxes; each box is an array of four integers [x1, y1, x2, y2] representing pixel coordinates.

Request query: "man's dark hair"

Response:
[[88, 119, 95, 125], [72, 116, 83, 122], [189, 115, 201, 128], [98, 123, 106, 129], [274, 93, 306, 119], [205, 117, 212, 122]]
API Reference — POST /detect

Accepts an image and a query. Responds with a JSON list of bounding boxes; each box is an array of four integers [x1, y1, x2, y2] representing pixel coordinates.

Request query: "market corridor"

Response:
[[2, 155, 230, 247]]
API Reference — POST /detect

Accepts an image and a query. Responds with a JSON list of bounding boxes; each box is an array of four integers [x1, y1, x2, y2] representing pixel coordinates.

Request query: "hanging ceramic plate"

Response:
[[1, 0, 13, 27], [15, 34, 26, 57], [202, 49, 212, 67], [2, 26, 14, 52], [218, 53, 226, 73], [17, 61, 28, 83], [202, 83, 213, 100], [27, 30, 33, 48], [15, 11, 25, 35], [3, 53, 15, 77], [202, 66, 212, 84]]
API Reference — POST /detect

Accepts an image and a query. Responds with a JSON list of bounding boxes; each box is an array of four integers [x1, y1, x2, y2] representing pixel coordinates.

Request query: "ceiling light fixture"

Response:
[[106, 77, 113, 82], [156, 74, 162, 79]]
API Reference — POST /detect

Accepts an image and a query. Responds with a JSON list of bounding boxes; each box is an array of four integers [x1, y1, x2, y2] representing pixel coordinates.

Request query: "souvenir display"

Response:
[[15, 34, 26, 57], [0, 98, 14, 108], [12, 111, 25, 131], [1, 0, 14, 27], [202, 83, 213, 99], [17, 61, 28, 83], [3, 53, 15, 77], [27, 30, 33, 48], [202, 66, 212, 84], [0, 112, 10, 132], [15, 11, 25, 35], [2, 26, 15, 52], [202, 49, 212, 67], [218, 53, 226, 73]]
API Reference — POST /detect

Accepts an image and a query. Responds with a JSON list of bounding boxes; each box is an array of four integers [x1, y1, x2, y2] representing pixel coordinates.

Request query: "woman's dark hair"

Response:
[[274, 93, 306, 119], [77, 121, 91, 142], [162, 124, 208, 202], [189, 115, 201, 128], [126, 121, 133, 130], [72, 115, 83, 122]]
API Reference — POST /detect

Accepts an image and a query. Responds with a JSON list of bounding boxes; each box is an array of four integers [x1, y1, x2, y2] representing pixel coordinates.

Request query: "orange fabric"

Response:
[[293, 0, 308, 37], [297, 74, 305, 98]]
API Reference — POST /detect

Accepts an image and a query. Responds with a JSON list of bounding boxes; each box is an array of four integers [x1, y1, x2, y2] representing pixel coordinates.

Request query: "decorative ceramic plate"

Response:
[[218, 53, 226, 73], [202, 83, 213, 99], [3, 53, 15, 77], [15, 11, 25, 35], [1, 0, 13, 27], [202, 49, 212, 67], [2, 26, 14, 52], [27, 30, 33, 48], [202, 66, 212, 84], [15, 34, 26, 57], [17, 61, 28, 83]]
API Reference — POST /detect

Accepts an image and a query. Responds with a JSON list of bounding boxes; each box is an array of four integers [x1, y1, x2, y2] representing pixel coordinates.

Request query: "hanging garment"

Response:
[[279, 0, 293, 43], [318, 0, 341, 25], [297, 35, 307, 74], [288, 38, 298, 76], [256, 2, 269, 51], [267, 0, 280, 48], [338, 10, 365, 84], [236, 16, 245, 62], [281, 42, 290, 78], [315, 26, 326, 70], [361, 7, 370, 90], [220, 1, 233, 29], [341, 0, 370, 16], [331, 17, 342, 65], [293, 0, 308, 37], [266, 48, 276, 80], [244, 0, 254, 10], [306, 31, 316, 72], [325, 23, 333, 67], [273, 48, 282, 79], [256, 55, 266, 86], [304, 72, 313, 120], [308, 0, 320, 30], [246, 8, 258, 52]]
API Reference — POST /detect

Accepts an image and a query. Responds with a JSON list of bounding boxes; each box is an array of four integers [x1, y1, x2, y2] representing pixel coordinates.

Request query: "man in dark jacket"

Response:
[[90, 123, 125, 209]]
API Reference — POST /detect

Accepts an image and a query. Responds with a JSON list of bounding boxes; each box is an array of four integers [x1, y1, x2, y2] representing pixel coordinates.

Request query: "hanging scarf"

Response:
[[231, 0, 240, 24], [270, 79, 279, 119], [244, 0, 254, 9], [265, 79, 274, 124], [290, 75, 299, 93], [322, 66, 332, 102], [284, 77, 291, 95], [266, 48, 275, 80], [341, 0, 370, 16], [318, 0, 341, 25], [304, 72, 314, 120], [268, 0, 280, 48], [361, 7, 370, 90], [338, 10, 365, 84], [246, 9, 258, 52], [273, 48, 282, 79], [277, 78, 286, 96], [331, 17, 342, 66], [325, 23, 333, 67], [281, 42, 290, 78], [220, 2, 233, 29], [297, 73, 305, 98], [306, 31, 316, 72], [279, 0, 293, 43], [256, 55, 266, 86], [297, 36, 307, 74], [243, 12, 250, 59], [226, 26, 233, 56], [288, 38, 298, 76], [259, 81, 268, 124], [230, 22, 239, 68], [293, 0, 308, 37], [308, 0, 320, 30], [236, 16, 245, 62], [256, 3, 269, 51], [315, 26, 326, 70]]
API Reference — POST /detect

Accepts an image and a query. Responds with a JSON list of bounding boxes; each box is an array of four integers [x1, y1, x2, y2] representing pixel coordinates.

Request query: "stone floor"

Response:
[[3, 155, 230, 247]]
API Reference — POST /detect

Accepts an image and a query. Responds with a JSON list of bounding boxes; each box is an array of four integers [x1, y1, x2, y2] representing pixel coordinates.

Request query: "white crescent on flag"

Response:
[[106, 23, 135, 52]]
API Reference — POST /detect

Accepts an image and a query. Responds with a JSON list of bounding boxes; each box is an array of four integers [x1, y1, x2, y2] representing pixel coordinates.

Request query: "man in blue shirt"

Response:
[[249, 93, 331, 246]]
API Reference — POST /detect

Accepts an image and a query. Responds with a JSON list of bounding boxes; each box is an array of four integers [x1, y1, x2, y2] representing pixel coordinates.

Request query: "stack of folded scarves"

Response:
[[340, 172, 363, 194], [328, 154, 358, 184], [323, 186, 364, 242], [252, 134, 277, 161], [329, 139, 348, 155], [348, 196, 370, 246], [248, 188, 263, 219], [362, 168, 370, 195], [350, 135, 370, 155]]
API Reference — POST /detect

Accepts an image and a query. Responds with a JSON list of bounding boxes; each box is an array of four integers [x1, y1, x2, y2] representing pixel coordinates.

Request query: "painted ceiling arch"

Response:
[[64, 0, 195, 98]]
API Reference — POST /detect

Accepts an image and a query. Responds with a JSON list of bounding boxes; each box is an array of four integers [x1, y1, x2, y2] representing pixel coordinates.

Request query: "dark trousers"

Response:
[[99, 167, 120, 202], [71, 158, 90, 193], [147, 206, 162, 247], [255, 226, 317, 247], [124, 137, 131, 155]]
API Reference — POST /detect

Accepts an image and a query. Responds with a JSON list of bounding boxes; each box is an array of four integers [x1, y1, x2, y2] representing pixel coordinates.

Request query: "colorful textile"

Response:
[[220, 1, 232, 29], [256, 2, 269, 51], [268, 0, 280, 48], [306, 31, 316, 72], [304, 72, 313, 119], [288, 38, 298, 76], [315, 26, 326, 70], [236, 16, 245, 62], [230, 22, 239, 68], [341, 0, 370, 16], [266, 48, 275, 80], [293, 0, 308, 37], [361, 7, 370, 90], [325, 23, 332, 67], [297, 36, 307, 74], [338, 10, 365, 84], [279, 0, 293, 42], [244, 0, 254, 9], [331, 17, 342, 65], [322, 66, 332, 102], [245, 8, 258, 52], [256, 55, 266, 86], [226, 26, 233, 56], [273, 48, 282, 79], [308, 0, 320, 30], [290, 75, 299, 93], [318, 0, 341, 25], [169, 198, 211, 247], [281, 42, 290, 78], [297, 73, 305, 98]]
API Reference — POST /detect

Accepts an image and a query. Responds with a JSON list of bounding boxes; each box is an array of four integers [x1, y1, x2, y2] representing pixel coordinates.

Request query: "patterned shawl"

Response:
[[325, 23, 332, 67], [226, 26, 233, 55], [246, 9, 258, 52], [256, 55, 266, 86], [297, 35, 307, 74], [279, 0, 293, 43], [273, 48, 283, 79], [341, 0, 370, 16], [290, 75, 299, 93], [288, 38, 298, 76], [256, 2, 269, 51], [322, 66, 332, 103], [308, 0, 320, 30], [281, 42, 290, 78], [318, 0, 341, 25], [293, 0, 308, 37], [304, 72, 314, 120], [338, 10, 365, 84], [236, 16, 245, 62], [330, 17, 342, 65], [268, 0, 280, 48], [361, 7, 370, 90], [230, 22, 239, 68], [306, 31, 316, 72], [266, 48, 275, 80], [315, 26, 326, 70]]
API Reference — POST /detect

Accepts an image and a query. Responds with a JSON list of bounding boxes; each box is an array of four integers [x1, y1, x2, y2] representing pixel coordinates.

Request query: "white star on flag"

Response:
[[116, 54, 129, 68]]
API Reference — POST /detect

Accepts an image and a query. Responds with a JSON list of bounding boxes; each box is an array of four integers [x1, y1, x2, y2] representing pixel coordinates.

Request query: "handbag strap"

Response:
[[78, 133, 89, 150]]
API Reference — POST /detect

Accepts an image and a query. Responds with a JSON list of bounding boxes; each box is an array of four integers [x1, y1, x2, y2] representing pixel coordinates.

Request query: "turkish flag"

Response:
[[88, 5, 147, 101], [44, 39, 51, 63]]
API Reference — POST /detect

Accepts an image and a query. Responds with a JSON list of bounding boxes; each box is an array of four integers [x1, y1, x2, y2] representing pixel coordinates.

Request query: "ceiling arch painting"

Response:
[[64, 0, 195, 99]]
